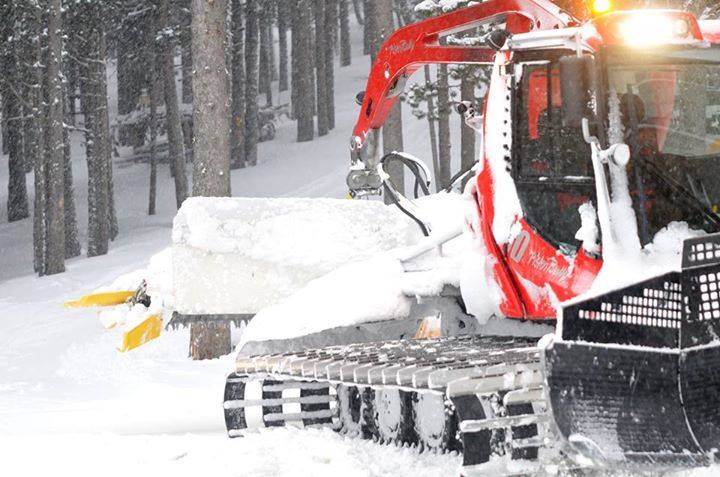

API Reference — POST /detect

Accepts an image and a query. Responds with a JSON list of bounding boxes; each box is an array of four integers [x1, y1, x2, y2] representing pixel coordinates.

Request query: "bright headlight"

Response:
[[616, 14, 691, 46], [592, 0, 612, 15]]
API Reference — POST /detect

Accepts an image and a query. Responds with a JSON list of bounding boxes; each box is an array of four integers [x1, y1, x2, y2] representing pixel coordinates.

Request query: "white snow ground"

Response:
[[0, 15, 713, 477]]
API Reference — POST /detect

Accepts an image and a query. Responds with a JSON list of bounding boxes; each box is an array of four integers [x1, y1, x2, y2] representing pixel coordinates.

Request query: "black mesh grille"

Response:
[[682, 235, 720, 269], [561, 272, 682, 348], [575, 280, 682, 328], [562, 233, 720, 349]]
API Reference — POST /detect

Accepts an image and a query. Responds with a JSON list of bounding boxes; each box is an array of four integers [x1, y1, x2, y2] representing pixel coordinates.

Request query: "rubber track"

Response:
[[224, 335, 551, 475]]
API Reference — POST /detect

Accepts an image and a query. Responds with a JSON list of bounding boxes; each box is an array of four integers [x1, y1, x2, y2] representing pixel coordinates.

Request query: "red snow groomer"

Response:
[[224, 1, 720, 474]]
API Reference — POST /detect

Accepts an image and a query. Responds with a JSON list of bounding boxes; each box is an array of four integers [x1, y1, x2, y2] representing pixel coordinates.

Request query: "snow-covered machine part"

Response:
[[171, 197, 418, 324], [222, 0, 720, 474], [227, 234, 720, 474]]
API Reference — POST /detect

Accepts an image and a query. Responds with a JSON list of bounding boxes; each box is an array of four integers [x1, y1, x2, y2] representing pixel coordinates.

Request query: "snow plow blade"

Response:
[[64, 290, 135, 308], [118, 314, 163, 352], [545, 233, 720, 469]]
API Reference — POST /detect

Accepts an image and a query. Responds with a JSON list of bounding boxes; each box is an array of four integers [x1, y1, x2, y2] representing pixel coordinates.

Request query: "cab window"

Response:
[[513, 62, 596, 251]]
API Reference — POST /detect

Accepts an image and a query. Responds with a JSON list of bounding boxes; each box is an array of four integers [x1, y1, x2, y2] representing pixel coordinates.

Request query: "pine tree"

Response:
[[339, 0, 352, 67], [180, 0, 193, 104], [1, 4, 29, 223], [70, 2, 112, 257], [230, 0, 246, 169], [323, 0, 337, 130], [63, 90, 81, 259], [159, 0, 189, 208], [244, 0, 260, 166], [258, 2, 274, 107], [436, 63, 452, 189], [44, 0, 66, 274], [460, 71, 476, 185], [352, 0, 364, 25], [28, 0, 48, 274], [190, 0, 232, 359], [313, 0, 329, 136], [292, 0, 315, 142], [277, 1, 290, 92], [363, 0, 372, 55]]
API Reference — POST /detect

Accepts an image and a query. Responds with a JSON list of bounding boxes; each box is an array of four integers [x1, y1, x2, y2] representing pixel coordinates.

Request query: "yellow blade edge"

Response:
[[64, 291, 135, 309], [118, 314, 163, 352]]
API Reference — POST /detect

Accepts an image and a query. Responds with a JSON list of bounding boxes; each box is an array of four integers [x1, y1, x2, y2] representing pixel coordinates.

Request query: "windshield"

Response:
[[607, 60, 720, 244]]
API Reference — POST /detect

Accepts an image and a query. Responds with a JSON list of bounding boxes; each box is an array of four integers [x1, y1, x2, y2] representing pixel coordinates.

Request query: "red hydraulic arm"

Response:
[[350, 0, 573, 156]]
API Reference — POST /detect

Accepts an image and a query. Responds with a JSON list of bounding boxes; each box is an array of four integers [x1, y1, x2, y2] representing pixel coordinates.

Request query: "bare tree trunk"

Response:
[[117, 46, 139, 116], [80, 65, 109, 257], [290, 0, 298, 119], [363, 0, 373, 56], [259, 5, 273, 107], [372, 0, 403, 197], [352, 0, 364, 25], [293, 0, 315, 142], [339, 0, 351, 67], [437, 64, 452, 189], [190, 0, 232, 360], [324, 0, 336, 130], [268, 5, 278, 82], [230, 0, 246, 169], [192, 0, 231, 197], [63, 93, 80, 258], [30, 0, 46, 275], [313, 0, 329, 136], [3, 27, 29, 222], [76, 2, 113, 257], [45, 0, 66, 274], [244, 0, 259, 166], [277, 1, 289, 92], [99, 30, 117, 242], [424, 66, 441, 192], [181, 0, 193, 104], [189, 322, 232, 360], [148, 57, 161, 215], [460, 73, 476, 188], [160, 0, 189, 208], [5, 90, 29, 222]]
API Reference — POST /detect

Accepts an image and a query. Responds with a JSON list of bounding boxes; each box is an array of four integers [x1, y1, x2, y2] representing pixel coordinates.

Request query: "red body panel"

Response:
[[350, 0, 571, 154]]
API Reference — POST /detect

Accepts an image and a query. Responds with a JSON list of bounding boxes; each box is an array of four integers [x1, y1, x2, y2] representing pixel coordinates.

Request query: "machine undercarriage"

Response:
[[226, 233, 720, 474]]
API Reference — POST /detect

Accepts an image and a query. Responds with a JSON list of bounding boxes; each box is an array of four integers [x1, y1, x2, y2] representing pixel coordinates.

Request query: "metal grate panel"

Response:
[[682, 234, 720, 269]]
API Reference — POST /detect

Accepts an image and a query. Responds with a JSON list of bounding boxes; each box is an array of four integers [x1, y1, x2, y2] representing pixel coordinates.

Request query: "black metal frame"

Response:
[[545, 232, 720, 468]]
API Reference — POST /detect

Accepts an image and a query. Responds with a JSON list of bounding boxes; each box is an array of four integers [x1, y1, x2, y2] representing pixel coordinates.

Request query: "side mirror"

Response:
[[560, 55, 592, 129]]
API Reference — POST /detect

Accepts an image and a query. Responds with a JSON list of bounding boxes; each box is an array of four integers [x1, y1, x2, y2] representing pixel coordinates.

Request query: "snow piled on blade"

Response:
[[173, 197, 417, 265], [583, 221, 705, 299], [238, 192, 471, 347], [239, 256, 412, 347], [172, 197, 420, 315]]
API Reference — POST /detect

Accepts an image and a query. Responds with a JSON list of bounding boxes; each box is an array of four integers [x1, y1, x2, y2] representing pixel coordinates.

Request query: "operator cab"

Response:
[[499, 9, 720, 318]]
